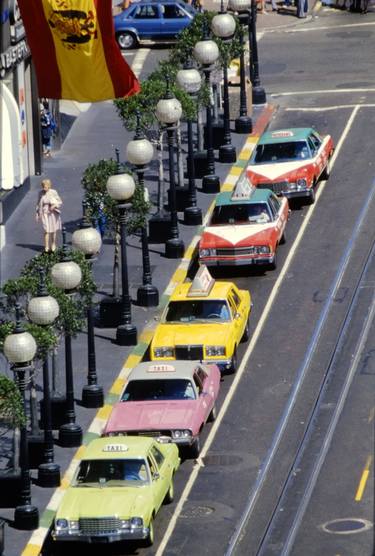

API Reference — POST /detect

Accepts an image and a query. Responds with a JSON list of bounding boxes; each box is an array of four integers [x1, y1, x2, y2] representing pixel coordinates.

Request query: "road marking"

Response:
[[284, 20, 375, 32], [355, 455, 373, 501], [131, 48, 150, 78], [156, 107, 360, 556], [368, 407, 375, 423], [272, 88, 375, 97]]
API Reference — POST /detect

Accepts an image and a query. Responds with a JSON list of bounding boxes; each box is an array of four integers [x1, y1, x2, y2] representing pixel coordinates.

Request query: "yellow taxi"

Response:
[[150, 267, 251, 373]]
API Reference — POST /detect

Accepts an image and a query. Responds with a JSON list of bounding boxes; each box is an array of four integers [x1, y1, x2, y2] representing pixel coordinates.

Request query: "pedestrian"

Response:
[[35, 179, 63, 253], [297, 0, 308, 16], [40, 102, 55, 157]]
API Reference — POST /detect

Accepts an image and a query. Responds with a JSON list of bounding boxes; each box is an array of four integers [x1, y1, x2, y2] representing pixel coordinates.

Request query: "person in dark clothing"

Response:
[[40, 102, 54, 156]]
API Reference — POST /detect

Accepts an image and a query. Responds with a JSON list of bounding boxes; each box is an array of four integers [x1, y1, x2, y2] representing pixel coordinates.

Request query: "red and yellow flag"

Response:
[[18, 0, 140, 102]]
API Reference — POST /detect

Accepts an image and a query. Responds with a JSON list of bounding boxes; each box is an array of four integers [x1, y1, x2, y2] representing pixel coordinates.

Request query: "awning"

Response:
[[0, 82, 23, 191]]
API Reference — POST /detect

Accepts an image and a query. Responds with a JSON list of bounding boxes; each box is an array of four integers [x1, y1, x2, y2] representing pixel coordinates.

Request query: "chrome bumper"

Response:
[[52, 526, 149, 543], [200, 256, 274, 267]]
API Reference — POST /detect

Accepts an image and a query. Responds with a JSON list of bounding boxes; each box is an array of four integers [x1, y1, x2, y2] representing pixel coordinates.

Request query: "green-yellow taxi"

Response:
[[150, 266, 252, 373], [52, 436, 180, 546]]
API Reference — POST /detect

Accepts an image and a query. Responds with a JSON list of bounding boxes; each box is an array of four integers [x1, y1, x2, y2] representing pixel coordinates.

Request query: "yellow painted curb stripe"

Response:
[[230, 166, 243, 176], [21, 544, 41, 556], [109, 377, 126, 395], [355, 456, 373, 501], [123, 353, 142, 369], [96, 404, 113, 421]]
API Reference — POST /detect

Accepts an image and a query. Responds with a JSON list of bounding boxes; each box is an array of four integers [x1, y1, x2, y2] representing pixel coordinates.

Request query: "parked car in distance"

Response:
[[199, 177, 289, 270], [150, 266, 252, 373], [52, 436, 180, 547], [114, 1, 196, 49], [247, 128, 334, 204], [104, 361, 221, 458]]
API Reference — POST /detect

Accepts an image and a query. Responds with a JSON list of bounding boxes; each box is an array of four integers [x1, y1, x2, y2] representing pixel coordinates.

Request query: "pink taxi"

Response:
[[103, 361, 221, 458]]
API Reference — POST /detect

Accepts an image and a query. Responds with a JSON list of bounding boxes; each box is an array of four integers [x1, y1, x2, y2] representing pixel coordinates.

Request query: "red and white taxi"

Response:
[[103, 361, 221, 458], [199, 178, 289, 270], [247, 128, 334, 204]]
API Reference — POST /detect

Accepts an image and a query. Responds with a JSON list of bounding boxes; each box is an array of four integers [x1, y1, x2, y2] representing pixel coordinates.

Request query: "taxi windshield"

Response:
[[73, 459, 149, 486], [122, 379, 196, 401], [164, 300, 231, 322], [253, 141, 310, 163], [211, 203, 271, 225]]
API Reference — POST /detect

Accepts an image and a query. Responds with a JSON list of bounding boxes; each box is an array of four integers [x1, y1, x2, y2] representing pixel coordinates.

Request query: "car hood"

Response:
[[105, 401, 198, 433], [153, 323, 230, 346], [247, 160, 311, 183], [201, 224, 274, 248], [56, 486, 150, 520]]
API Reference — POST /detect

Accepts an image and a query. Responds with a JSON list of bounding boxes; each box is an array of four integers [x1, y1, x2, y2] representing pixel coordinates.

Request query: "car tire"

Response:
[[143, 518, 154, 547], [307, 186, 316, 205], [268, 252, 277, 271], [208, 404, 217, 422], [280, 230, 286, 245], [190, 437, 201, 459], [116, 31, 137, 50], [228, 349, 237, 374], [321, 156, 332, 180], [241, 318, 250, 343], [164, 478, 174, 504]]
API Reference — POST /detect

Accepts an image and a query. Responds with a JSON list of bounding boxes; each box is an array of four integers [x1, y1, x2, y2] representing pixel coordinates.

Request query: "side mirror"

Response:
[[154, 315, 160, 322], [153, 472, 160, 481], [235, 312, 241, 320]]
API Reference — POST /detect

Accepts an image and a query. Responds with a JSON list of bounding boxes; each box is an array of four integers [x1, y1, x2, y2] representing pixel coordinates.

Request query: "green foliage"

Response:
[[0, 374, 25, 428], [0, 322, 15, 350]]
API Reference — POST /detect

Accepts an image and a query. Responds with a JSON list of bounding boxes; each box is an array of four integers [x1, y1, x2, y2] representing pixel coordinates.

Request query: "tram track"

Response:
[[225, 184, 375, 556]]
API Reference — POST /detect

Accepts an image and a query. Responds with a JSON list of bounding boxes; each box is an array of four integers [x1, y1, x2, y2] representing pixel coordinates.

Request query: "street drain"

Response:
[[180, 505, 215, 519], [202, 454, 242, 466], [321, 518, 373, 535]]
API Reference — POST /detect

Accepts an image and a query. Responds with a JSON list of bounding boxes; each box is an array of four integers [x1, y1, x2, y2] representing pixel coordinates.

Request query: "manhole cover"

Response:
[[202, 454, 242, 466], [321, 518, 373, 535], [180, 505, 215, 519]]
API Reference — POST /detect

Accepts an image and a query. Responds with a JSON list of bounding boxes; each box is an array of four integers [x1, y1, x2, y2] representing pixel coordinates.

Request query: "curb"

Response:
[[20, 102, 277, 556]]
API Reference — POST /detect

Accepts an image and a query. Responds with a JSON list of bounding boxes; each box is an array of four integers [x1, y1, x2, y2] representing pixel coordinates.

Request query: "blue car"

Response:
[[114, 1, 196, 49]]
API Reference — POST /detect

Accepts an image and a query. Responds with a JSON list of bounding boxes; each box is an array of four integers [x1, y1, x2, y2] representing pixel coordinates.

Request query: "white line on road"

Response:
[[155, 107, 360, 556], [271, 88, 375, 97], [131, 48, 150, 78]]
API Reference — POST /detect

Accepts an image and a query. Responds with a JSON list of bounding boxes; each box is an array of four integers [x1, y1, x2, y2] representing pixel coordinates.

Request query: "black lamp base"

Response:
[[219, 144, 237, 164], [184, 205, 203, 226], [81, 384, 104, 408], [38, 462, 61, 488], [116, 323, 137, 346], [252, 86, 267, 105], [14, 504, 39, 530], [202, 174, 221, 194], [137, 284, 159, 307], [165, 238, 185, 259], [235, 115, 253, 134], [148, 213, 172, 244], [58, 422, 83, 448]]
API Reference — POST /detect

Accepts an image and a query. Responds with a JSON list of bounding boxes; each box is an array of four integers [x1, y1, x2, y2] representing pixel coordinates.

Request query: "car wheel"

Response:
[[321, 156, 332, 180], [241, 317, 250, 343], [164, 478, 174, 504], [268, 251, 277, 271], [116, 32, 137, 50], [190, 437, 201, 459], [208, 404, 217, 422], [143, 518, 154, 547], [228, 349, 237, 374], [307, 186, 316, 205], [280, 230, 286, 245]]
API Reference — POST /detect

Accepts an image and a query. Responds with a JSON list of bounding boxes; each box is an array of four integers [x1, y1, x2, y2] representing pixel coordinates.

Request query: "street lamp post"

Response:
[[126, 112, 159, 307], [176, 61, 203, 226], [72, 209, 104, 408], [106, 155, 138, 345], [212, 1, 237, 163], [194, 23, 221, 194], [229, 0, 266, 105], [233, 17, 252, 133], [27, 269, 61, 488], [156, 82, 185, 259], [3, 304, 39, 530], [51, 228, 83, 447]]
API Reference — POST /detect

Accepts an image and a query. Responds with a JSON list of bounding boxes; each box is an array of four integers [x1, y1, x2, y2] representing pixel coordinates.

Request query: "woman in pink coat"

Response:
[[36, 179, 63, 253]]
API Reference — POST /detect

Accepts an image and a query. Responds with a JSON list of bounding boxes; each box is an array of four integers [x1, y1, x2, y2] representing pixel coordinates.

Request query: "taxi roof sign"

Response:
[[271, 130, 294, 138], [188, 265, 215, 297], [102, 444, 129, 452], [231, 173, 254, 201], [147, 364, 176, 373]]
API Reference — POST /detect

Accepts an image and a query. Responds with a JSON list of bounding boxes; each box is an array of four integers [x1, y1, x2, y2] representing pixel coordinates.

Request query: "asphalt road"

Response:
[[43, 7, 375, 556]]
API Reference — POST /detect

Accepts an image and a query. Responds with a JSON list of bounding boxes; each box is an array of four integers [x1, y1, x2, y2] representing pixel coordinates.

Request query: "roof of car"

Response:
[[259, 128, 314, 145], [170, 280, 234, 301], [82, 436, 153, 460], [215, 189, 272, 207], [127, 360, 203, 381]]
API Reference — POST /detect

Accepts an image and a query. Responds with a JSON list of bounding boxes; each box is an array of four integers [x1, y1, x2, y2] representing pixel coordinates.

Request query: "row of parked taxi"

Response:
[[51, 127, 334, 547]]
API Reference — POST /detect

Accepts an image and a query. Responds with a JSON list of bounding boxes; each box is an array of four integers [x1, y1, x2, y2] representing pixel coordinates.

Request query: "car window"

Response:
[[122, 379, 196, 401], [133, 5, 159, 18], [162, 4, 186, 17], [74, 459, 149, 486], [164, 300, 231, 322], [310, 132, 321, 150], [230, 289, 241, 307], [211, 203, 271, 225], [151, 446, 165, 467], [228, 296, 237, 318], [268, 195, 280, 217], [253, 141, 310, 163], [196, 366, 208, 384], [307, 137, 317, 154], [193, 374, 203, 394]]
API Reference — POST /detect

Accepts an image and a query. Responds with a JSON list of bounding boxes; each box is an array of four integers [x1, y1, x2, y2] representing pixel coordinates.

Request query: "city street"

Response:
[[2, 3, 375, 556]]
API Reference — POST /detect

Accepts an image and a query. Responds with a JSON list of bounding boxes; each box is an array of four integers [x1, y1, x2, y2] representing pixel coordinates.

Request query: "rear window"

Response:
[[253, 141, 310, 163]]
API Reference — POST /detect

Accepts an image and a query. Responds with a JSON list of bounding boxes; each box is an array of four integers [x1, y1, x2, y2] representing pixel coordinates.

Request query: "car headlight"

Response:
[[255, 246, 271, 254], [69, 520, 79, 530], [153, 346, 174, 358], [131, 517, 143, 527], [56, 519, 68, 529], [199, 248, 216, 257], [206, 345, 226, 356], [121, 519, 131, 529], [172, 430, 191, 439], [296, 178, 307, 188], [106, 431, 124, 437]]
